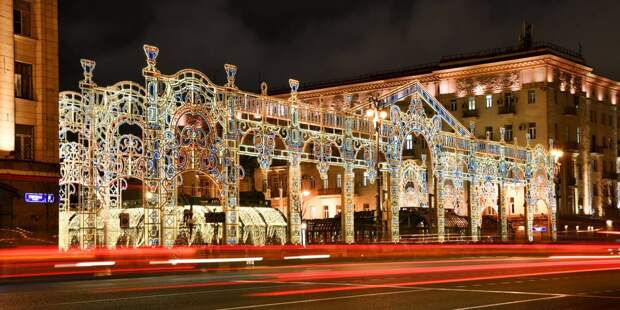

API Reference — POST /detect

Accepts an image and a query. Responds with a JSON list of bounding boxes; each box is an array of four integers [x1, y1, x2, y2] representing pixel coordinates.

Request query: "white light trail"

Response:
[[54, 261, 116, 268], [283, 254, 331, 260], [149, 257, 263, 265]]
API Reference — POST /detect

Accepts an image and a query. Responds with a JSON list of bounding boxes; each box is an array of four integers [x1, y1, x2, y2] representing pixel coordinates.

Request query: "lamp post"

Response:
[[366, 102, 387, 242]]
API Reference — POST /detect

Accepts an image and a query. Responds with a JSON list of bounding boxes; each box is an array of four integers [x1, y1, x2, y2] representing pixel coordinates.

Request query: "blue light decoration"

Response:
[[25, 193, 55, 203]]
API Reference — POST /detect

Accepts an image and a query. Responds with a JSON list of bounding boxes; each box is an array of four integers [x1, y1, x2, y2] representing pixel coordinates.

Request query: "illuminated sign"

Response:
[[532, 226, 547, 232], [24, 193, 55, 203]]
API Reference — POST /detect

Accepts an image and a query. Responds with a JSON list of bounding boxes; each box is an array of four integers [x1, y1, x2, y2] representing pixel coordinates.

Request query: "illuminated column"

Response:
[[498, 182, 508, 242], [524, 185, 534, 242], [78, 59, 97, 249], [467, 179, 479, 242], [436, 176, 445, 243], [341, 113, 355, 244], [467, 130, 479, 242], [223, 64, 240, 245], [142, 45, 162, 246], [0, 5, 14, 152], [387, 164, 401, 243], [581, 98, 592, 215], [286, 79, 302, 245]]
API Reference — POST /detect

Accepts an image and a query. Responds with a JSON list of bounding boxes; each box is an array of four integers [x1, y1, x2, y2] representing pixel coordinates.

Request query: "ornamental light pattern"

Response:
[[59, 45, 557, 250]]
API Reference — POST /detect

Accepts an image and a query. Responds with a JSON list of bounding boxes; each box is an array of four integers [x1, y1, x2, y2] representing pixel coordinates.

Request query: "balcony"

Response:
[[603, 172, 618, 180], [317, 188, 342, 195], [562, 141, 580, 152], [590, 145, 603, 154], [462, 109, 479, 118], [563, 105, 577, 116], [498, 105, 516, 114]]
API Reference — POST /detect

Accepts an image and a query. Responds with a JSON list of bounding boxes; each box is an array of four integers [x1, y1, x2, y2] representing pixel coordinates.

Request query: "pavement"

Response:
[[2, 255, 620, 309]]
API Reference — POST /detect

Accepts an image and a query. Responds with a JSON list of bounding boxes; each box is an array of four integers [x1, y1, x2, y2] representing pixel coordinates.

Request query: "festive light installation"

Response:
[[59, 45, 556, 250]]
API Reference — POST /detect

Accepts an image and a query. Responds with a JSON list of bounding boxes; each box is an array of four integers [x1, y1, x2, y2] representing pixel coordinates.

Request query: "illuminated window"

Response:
[[485, 95, 492, 108], [527, 89, 536, 104], [406, 135, 413, 150], [322, 178, 328, 189], [468, 97, 476, 110], [576, 127, 581, 143], [336, 174, 342, 188], [362, 174, 368, 187], [323, 206, 329, 218], [528, 122, 536, 139], [14, 62, 33, 99], [15, 124, 33, 161], [13, 0, 31, 37]]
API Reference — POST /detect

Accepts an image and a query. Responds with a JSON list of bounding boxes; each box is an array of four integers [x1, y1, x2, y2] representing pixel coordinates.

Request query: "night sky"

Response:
[[59, 0, 620, 92]]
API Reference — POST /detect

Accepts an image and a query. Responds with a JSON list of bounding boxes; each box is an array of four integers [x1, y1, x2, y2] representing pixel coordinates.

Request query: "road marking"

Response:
[[44, 283, 304, 307], [213, 289, 429, 310], [453, 295, 566, 309]]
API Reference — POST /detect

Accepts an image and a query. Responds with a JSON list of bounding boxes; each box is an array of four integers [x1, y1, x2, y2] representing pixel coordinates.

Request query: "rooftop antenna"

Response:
[[519, 22, 533, 49]]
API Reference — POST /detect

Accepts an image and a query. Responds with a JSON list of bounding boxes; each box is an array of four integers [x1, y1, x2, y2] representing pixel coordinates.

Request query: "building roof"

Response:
[[270, 41, 586, 95]]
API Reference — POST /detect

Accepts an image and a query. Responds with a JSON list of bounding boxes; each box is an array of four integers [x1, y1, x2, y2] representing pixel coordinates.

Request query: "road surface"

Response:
[[2, 255, 620, 309]]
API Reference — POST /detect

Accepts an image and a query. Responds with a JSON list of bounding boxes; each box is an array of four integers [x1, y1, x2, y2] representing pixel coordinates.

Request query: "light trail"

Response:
[[549, 255, 620, 259], [55, 261, 116, 268], [149, 257, 264, 265], [283, 254, 330, 260]]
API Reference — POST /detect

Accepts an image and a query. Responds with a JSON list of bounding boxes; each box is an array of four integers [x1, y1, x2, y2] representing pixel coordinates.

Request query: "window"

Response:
[[485, 95, 492, 108], [13, 0, 31, 37], [405, 135, 413, 150], [468, 97, 476, 110], [336, 174, 342, 188], [504, 125, 513, 142], [528, 122, 536, 139], [576, 127, 581, 143], [527, 89, 536, 104], [593, 158, 598, 172], [323, 206, 329, 218], [14, 62, 33, 99], [15, 124, 33, 160], [322, 178, 328, 189], [510, 197, 515, 214], [449, 99, 457, 111], [504, 92, 513, 105], [484, 126, 493, 140], [363, 203, 370, 211], [590, 111, 596, 123], [362, 174, 368, 187]]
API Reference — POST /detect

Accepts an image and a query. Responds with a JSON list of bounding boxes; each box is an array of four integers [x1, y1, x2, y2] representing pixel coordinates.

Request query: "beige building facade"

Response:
[[0, 0, 58, 237], [269, 38, 620, 220]]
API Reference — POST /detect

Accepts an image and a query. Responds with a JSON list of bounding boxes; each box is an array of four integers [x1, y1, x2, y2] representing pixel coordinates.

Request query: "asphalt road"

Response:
[[2, 255, 620, 309]]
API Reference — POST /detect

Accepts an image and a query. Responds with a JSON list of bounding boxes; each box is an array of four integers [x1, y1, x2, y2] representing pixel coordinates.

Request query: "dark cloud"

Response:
[[59, 0, 620, 92]]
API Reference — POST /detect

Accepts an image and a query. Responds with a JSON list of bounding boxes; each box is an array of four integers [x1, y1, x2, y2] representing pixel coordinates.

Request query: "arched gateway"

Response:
[[59, 45, 556, 250]]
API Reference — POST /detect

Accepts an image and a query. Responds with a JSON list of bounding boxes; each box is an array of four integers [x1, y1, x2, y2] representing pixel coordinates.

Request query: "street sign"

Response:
[[24, 193, 55, 203]]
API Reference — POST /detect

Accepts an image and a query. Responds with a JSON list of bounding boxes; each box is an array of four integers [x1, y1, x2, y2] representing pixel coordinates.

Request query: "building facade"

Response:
[[0, 0, 59, 238], [276, 33, 620, 222]]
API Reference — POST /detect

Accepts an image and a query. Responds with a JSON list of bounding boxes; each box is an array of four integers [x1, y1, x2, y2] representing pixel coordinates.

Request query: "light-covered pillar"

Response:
[[467, 179, 480, 242], [143, 45, 162, 247], [498, 183, 508, 242], [525, 185, 534, 242], [286, 79, 302, 245], [436, 176, 445, 243], [341, 112, 355, 244], [387, 164, 401, 243], [341, 163, 355, 243], [0, 4, 14, 151], [222, 64, 240, 245]]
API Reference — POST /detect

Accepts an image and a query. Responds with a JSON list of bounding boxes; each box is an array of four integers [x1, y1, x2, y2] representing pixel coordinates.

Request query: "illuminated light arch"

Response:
[[59, 46, 557, 250]]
